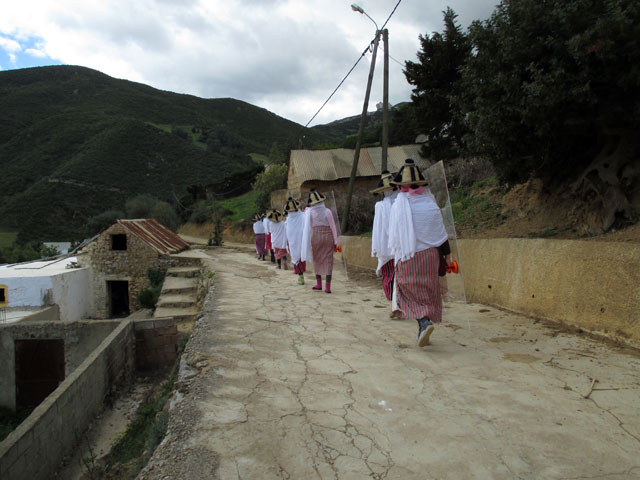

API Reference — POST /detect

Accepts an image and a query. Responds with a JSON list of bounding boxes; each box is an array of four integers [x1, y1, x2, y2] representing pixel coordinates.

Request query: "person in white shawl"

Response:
[[284, 197, 306, 285], [370, 170, 399, 304], [268, 210, 288, 269], [262, 211, 276, 264], [252, 214, 267, 260], [388, 159, 451, 347], [301, 190, 338, 293]]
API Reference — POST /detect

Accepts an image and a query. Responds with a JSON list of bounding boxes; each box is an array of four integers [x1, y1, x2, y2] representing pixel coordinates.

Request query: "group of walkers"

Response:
[[252, 158, 451, 348], [252, 189, 339, 293]]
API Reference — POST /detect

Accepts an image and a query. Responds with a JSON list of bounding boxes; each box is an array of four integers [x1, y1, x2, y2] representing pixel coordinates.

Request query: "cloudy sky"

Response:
[[0, 0, 498, 126]]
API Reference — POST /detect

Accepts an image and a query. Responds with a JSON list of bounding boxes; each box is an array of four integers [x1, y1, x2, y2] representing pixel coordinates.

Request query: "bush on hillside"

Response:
[[85, 210, 125, 237]]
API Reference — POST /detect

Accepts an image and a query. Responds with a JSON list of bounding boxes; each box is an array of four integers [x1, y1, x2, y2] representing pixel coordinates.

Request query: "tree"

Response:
[[404, 7, 471, 160], [252, 164, 288, 213], [457, 0, 640, 185], [151, 201, 180, 232], [125, 194, 156, 218], [267, 142, 286, 165], [85, 210, 125, 237]]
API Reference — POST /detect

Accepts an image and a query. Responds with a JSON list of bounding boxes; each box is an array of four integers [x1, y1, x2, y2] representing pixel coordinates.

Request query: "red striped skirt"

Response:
[[293, 261, 306, 274], [311, 225, 334, 276], [380, 259, 394, 301], [266, 233, 273, 250], [274, 248, 288, 260], [393, 247, 442, 322], [255, 233, 266, 255]]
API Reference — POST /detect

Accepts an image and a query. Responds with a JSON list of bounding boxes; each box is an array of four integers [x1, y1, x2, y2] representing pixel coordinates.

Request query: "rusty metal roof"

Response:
[[118, 219, 190, 254], [288, 145, 429, 191]]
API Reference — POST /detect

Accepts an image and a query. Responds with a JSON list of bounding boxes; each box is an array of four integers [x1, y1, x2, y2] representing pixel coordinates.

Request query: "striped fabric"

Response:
[[255, 234, 266, 256], [393, 247, 442, 322], [380, 259, 394, 301], [266, 233, 273, 251], [293, 261, 307, 274], [311, 225, 334, 276], [274, 248, 288, 260]]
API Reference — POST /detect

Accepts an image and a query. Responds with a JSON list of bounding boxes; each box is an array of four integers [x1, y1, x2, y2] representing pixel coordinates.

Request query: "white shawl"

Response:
[[285, 211, 305, 264], [371, 196, 393, 273], [270, 221, 287, 249], [388, 189, 448, 264]]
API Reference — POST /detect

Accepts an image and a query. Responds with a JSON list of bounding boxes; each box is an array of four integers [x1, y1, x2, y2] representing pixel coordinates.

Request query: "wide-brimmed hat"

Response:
[[307, 189, 326, 206], [252, 214, 261, 222], [390, 159, 429, 186], [267, 209, 283, 222], [370, 170, 396, 194], [284, 197, 301, 213]]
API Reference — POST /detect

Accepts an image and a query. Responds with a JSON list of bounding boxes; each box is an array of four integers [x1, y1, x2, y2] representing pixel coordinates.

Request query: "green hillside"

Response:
[[0, 65, 335, 241]]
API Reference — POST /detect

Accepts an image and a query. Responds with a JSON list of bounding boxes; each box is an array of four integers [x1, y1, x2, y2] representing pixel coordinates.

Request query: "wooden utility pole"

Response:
[[382, 28, 389, 173], [341, 32, 381, 234]]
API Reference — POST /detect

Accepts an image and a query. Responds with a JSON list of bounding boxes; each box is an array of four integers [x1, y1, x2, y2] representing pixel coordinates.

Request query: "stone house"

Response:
[[284, 145, 430, 210], [77, 219, 189, 318]]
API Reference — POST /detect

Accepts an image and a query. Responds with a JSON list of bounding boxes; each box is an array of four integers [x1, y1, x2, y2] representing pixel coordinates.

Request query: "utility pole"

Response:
[[341, 32, 380, 234], [382, 28, 389, 173]]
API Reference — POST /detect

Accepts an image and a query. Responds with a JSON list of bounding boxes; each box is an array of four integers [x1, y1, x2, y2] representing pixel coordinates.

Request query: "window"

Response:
[[111, 234, 127, 250]]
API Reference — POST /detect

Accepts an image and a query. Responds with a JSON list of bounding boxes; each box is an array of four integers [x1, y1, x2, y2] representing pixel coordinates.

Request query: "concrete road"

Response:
[[140, 246, 640, 480]]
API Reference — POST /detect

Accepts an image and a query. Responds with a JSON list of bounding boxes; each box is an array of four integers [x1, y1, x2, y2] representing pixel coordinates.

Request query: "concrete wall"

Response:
[[0, 321, 119, 410], [135, 318, 179, 370], [340, 236, 640, 345], [0, 320, 134, 480], [0, 269, 89, 322]]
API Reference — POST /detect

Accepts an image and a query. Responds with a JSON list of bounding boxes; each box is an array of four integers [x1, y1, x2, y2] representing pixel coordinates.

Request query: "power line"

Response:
[[303, 0, 404, 128]]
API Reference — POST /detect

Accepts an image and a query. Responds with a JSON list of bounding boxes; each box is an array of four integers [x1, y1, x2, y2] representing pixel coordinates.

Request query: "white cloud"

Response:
[[0, 0, 499, 125], [0, 36, 22, 53]]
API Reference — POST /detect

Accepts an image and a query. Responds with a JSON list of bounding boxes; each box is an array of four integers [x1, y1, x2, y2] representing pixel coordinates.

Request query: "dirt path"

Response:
[[139, 246, 640, 479]]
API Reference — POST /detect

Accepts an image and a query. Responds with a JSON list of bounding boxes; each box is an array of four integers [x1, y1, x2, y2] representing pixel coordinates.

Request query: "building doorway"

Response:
[[15, 339, 65, 408], [108, 280, 130, 317]]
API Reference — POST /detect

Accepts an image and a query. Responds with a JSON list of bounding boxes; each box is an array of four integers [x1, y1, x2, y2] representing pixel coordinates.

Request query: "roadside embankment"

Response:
[[341, 236, 640, 346]]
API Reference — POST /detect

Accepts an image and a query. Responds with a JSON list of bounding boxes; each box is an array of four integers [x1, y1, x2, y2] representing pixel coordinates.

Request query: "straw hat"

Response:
[[267, 209, 283, 222], [307, 189, 326, 206], [390, 159, 429, 186], [370, 170, 396, 194], [284, 197, 301, 213], [252, 214, 261, 222]]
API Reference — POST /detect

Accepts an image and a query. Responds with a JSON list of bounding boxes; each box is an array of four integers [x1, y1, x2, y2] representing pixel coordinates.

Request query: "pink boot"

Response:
[[325, 282, 331, 294], [312, 276, 322, 290]]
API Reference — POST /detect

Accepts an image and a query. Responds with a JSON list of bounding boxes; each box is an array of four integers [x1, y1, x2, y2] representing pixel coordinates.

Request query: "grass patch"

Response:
[[0, 406, 33, 442], [218, 190, 260, 221], [0, 231, 17, 249], [249, 153, 268, 164], [450, 184, 504, 227]]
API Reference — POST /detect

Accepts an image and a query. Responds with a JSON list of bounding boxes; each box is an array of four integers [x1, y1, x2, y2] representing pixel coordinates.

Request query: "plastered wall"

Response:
[[340, 236, 640, 345]]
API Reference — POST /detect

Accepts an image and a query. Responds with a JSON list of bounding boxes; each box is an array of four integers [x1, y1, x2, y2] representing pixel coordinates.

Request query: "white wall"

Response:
[[0, 268, 90, 322]]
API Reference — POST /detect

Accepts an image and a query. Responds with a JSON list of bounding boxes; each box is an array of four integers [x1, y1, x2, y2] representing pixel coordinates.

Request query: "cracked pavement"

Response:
[[139, 246, 640, 480]]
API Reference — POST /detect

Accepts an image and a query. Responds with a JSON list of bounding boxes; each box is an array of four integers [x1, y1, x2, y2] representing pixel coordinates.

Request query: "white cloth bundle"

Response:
[[270, 221, 287, 249], [388, 189, 448, 264], [253, 220, 265, 234], [371, 196, 393, 273], [285, 211, 305, 264]]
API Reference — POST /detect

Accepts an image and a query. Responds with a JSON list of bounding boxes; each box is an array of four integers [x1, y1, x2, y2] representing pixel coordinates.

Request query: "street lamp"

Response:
[[350, 4, 379, 31]]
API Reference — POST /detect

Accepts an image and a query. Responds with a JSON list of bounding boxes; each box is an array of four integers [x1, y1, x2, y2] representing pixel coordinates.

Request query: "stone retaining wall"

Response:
[[135, 318, 179, 370], [339, 236, 640, 346]]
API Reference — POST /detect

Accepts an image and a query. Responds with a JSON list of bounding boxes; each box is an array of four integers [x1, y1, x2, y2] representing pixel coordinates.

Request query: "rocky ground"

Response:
[[136, 246, 640, 479]]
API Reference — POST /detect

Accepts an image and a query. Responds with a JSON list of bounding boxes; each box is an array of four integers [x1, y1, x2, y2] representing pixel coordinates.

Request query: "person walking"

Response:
[[284, 197, 306, 285], [301, 189, 338, 293], [263, 210, 276, 264], [388, 159, 451, 347], [268, 210, 288, 270], [252, 214, 267, 260], [370, 171, 398, 306]]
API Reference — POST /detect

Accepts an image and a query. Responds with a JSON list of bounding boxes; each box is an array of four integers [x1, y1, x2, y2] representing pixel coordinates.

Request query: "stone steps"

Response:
[[153, 306, 199, 322], [166, 266, 201, 278], [156, 294, 196, 309], [161, 277, 198, 296]]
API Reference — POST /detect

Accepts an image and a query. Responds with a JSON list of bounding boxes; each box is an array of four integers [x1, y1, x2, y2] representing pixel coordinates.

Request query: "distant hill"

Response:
[[0, 65, 336, 241]]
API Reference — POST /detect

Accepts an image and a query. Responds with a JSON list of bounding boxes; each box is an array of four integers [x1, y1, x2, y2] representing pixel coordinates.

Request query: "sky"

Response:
[[0, 0, 498, 126]]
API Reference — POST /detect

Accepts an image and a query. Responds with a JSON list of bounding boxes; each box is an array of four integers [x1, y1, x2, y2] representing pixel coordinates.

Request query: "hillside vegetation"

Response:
[[0, 65, 335, 242]]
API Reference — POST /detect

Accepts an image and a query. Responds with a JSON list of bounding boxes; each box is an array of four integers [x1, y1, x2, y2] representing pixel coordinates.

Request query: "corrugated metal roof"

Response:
[[119, 219, 190, 254], [288, 145, 430, 190]]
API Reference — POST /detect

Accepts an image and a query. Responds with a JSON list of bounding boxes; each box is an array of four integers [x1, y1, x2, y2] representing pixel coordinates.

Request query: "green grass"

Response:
[[249, 153, 269, 164], [0, 231, 17, 248], [219, 190, 260, 221]]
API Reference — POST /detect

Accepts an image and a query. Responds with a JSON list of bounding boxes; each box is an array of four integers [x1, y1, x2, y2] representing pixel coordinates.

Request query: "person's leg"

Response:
[[270, 249, 275, 263], [325, 274, 332, 293], [283, 256, 288, 270], [276, 258, 281, 269], [417, 316, 434, 347], [313, 275, 322, 290], [298, 273, 305, 285]]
